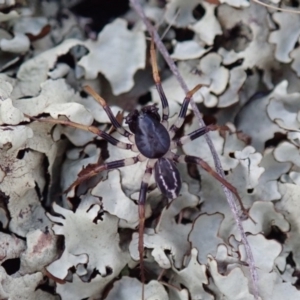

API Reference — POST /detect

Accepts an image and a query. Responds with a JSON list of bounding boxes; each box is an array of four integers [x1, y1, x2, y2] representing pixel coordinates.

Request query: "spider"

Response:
[[31, 41, 249, 299]]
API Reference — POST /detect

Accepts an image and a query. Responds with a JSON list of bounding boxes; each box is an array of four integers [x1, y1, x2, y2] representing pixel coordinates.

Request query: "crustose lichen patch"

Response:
[[0, 0, 300, 299]]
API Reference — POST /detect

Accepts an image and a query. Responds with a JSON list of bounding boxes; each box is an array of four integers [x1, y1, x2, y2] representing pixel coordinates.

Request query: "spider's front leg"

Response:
[[83, 85, 132, 138], [150, 38, 169, 125], [26, 116, 133, 150], [169, 84, 204, 138]]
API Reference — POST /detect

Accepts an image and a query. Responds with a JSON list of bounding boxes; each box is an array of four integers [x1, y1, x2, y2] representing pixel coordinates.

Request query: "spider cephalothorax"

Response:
[[31, 40, 249, 300]]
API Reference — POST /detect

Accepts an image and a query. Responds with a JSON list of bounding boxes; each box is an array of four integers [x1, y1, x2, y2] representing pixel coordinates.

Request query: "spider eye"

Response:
[[141, 105, 160, 122]]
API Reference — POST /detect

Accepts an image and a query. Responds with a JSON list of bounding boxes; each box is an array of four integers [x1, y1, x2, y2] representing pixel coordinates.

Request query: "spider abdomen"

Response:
[[135, 114, 170, 158], [154, 158, 181, 199]]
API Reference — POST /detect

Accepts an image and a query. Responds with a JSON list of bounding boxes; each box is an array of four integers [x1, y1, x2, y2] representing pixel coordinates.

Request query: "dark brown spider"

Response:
[[31, 40, 250, 299]]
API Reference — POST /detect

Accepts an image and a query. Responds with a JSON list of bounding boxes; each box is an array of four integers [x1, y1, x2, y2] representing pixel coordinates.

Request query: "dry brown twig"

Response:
[[129, 0, 259, 299]]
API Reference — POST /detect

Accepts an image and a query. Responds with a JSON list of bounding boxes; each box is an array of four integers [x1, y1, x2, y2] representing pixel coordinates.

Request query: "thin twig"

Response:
[[251, 0, 300, 13], [129, 0, 259, 299]]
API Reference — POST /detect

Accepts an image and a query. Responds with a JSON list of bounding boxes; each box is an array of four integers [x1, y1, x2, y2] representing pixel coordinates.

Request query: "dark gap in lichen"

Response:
[[2, 258, 20, 275]]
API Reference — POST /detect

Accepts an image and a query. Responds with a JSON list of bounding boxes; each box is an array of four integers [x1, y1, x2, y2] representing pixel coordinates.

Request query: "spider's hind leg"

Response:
[[65, 155, 142, 193], [84, 85, 132, 138], [173, 154, 255, 223], [137, 158, 156, 299]]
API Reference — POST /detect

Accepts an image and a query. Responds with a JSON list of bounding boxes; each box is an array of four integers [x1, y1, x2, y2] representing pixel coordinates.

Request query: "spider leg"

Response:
[[150, 38, 169, 127], [138, 159, 156, 300], [84, 85, 132, 137], [65, 155, 143, 193], [169, 84, 204, 138], [171, 124, 220, 149], [173, 154, 255, 222], [28, 116, 132, 150]]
